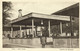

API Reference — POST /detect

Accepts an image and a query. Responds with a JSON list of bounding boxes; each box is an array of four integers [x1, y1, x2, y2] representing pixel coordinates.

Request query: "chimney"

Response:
[[18, 9, 22, 17]]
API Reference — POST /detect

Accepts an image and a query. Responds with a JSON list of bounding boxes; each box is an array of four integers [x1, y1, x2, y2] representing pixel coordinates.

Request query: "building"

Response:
[[3, 3, 79, 48]]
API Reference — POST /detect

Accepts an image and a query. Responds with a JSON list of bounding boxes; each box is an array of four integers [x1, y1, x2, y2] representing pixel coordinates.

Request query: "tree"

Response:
[[2, 2, 12, 25]]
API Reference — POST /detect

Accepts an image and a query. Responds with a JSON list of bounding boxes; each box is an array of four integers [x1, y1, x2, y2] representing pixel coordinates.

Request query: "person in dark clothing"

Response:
[[7, 34, 11, 40], [40, 27, 49, 48]]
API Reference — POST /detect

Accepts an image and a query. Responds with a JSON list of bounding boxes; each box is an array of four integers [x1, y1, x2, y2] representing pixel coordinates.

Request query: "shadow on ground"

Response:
[[46, 42, 53, 45]]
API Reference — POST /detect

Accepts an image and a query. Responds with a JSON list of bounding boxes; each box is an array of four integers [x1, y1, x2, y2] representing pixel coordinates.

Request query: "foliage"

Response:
[[2, 2, 12, 25]]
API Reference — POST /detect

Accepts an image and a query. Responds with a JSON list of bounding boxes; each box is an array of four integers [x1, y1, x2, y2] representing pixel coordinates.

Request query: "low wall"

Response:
[[3, 38, 42, 48], [3, 37, 79, 48], [53, 36, 79, 48], [3, 37, 53, 48]]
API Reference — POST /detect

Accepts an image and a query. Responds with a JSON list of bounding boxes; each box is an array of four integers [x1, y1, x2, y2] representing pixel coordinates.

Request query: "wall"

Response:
[[53, 37, 79, 48]]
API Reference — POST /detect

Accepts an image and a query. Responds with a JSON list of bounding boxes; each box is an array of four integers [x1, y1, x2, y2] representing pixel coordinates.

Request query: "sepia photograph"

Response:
[[2, 0, 79, 48]]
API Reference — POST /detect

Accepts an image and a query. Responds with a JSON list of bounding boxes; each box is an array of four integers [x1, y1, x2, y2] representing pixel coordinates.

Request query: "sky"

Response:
[[8, 0, 78, 20]]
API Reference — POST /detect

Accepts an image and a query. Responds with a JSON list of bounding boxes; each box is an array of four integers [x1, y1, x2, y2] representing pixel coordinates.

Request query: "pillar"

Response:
[[60, 22, 62, 34], [32, 19, 34, 37], [48, 20, 51, 37], [35, 26, 37, 37], [20, 26, 22, 38], [24, 25, 27, 38], [24, 29, 27, 38], [70, 16, 74, 36], [11, 27, 13, 38]]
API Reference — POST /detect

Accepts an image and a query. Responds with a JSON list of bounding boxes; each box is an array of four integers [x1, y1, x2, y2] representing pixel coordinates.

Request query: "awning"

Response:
[[10, 12, 70, 25]]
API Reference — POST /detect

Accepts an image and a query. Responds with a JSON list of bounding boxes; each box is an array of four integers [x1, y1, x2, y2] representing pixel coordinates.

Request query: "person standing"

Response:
[[40, 27, 48, 48], [7, 34, 11, 40]]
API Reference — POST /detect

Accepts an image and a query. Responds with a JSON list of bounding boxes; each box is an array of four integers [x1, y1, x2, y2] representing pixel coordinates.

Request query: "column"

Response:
[[70, 16, 74, 36], [24, 29, 26, 38], [20, 26, 22, 38], [24, 25, 27, 38], [60, 22, 62, 34], [32, 19, 34, 37], [35, 26, 37, 37], [48, 20, 51, 37], [11, 27, 13, 38]]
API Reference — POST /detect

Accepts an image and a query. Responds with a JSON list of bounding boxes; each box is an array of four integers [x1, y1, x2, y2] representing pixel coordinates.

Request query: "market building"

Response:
[[3, 3, 79, 48]]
